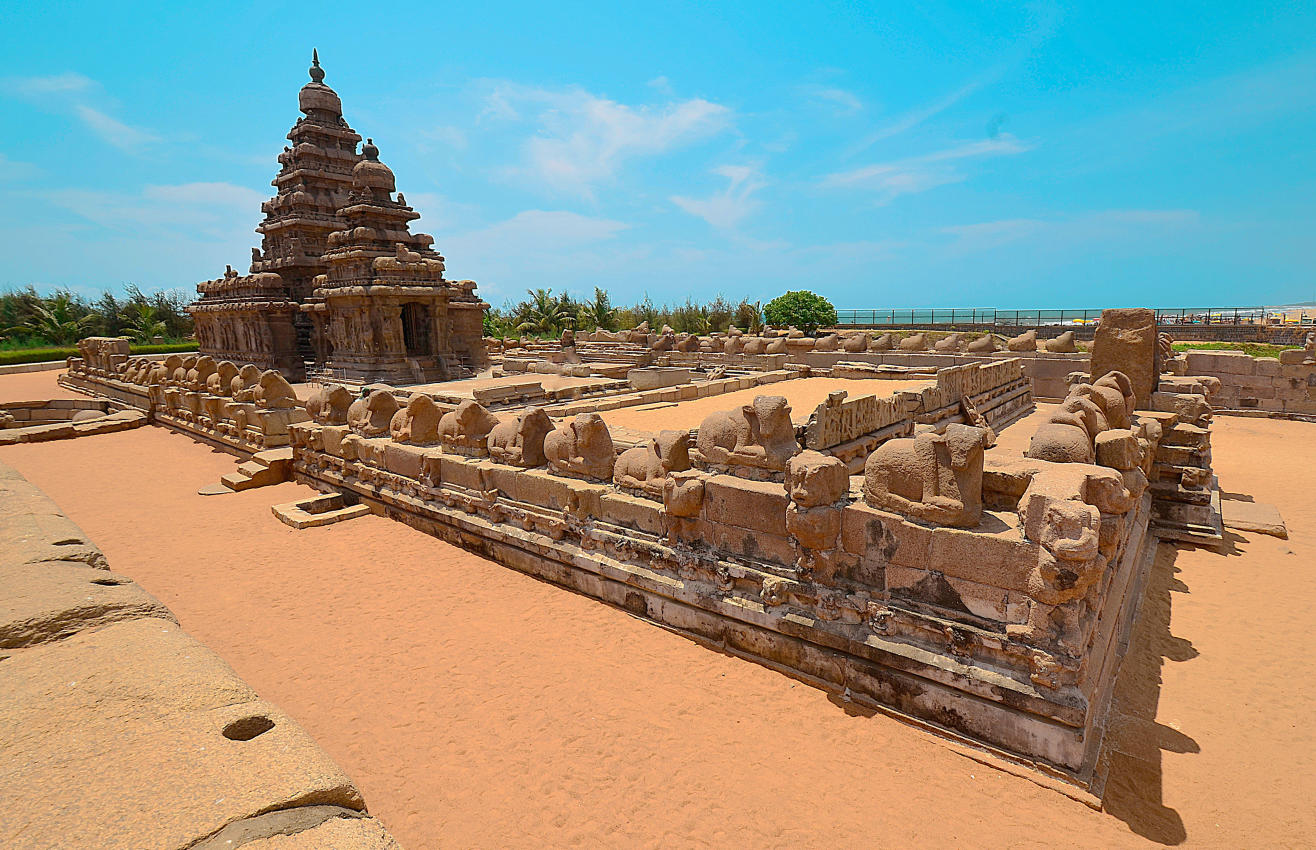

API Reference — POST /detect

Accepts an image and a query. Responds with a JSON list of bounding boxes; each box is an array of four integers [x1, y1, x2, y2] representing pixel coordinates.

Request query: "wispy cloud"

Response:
[[482, 83, 732, 197], [0, 153, 40, 180], [821, 134, 1032, 203], [941, 209, 1199, 252], [3, 72, 158, 153], [44, 181, 263, 236], [671, 164, 766, 229], [801, 85, 863, 115], [847, 76, 991, 156]]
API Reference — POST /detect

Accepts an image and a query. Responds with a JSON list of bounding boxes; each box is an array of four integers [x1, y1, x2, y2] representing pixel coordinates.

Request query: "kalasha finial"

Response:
[[362, 137, 379, 161], [309, 48, 325, 83]]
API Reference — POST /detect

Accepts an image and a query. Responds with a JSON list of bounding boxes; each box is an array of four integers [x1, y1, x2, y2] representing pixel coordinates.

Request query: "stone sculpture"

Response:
[[231, 364, 262, 400], [694, 395, 799, 478], [255, 370, 298, 409], [967, 334, 998, 353], [784, 450, 850, 553], [348, 389, 399, 437], [869, 333, 893, 351], [307, 384, 353, 425], [675, 333, 700, 352], [437, 399, 499, 455], [206, 361, 239, 396], [1007, 329, 1037, 351], [898, 333, 928, 351], [1045, 330, 1078, 353], [934, 333, 964, 352], [390, 394, 442, 444], [186, 356, 217, 391], [742, 337, 766, 355], [1090, 308, 1158, 407], [1025, 385, 1110, 464], [841, 333, 867, 352], [544, 413, 615, 480], [614, 430, 692, 497], [814, 333, 839, 352], [862, 423, 992, 528], [1090, 370, 1136, 426], [487, 408, 553, 467]]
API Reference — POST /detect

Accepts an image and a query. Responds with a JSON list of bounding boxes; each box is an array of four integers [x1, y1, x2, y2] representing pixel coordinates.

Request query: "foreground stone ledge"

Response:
[[0, 460, 404, 850]]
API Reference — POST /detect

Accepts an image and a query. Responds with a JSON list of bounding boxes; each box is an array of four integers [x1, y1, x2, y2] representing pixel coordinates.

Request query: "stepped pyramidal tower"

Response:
[[189, 51, 488, 383]]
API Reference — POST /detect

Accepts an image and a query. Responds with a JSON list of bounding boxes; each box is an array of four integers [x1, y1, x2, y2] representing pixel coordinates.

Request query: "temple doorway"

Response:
[[401, 302, 431, 355]]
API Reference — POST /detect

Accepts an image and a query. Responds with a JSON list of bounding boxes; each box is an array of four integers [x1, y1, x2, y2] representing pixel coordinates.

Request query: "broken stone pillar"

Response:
[[1090, 308, 1158, 409]]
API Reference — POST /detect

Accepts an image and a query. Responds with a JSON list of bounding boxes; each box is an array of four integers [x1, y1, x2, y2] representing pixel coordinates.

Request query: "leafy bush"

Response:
[[762, 290, 837, 335], [0, 340, 198, 367]]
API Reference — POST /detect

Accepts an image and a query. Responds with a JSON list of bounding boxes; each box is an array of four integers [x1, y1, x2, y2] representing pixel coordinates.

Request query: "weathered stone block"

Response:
[[926, 524, 1038, 592], [1091, 308, 1158, 408], [703, 475, 788, 535], [1095, 429, 1141, 470], [383, 443, 426, 480]]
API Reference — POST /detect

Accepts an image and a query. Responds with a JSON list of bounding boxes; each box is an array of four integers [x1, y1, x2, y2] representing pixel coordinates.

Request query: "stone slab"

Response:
[[0, 562, 175, 649], [0, 618, 365, 850], [1221, 499, 1288, 538]]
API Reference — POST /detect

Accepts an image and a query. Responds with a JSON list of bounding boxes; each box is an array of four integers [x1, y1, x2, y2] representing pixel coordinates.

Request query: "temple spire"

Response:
[[309, 48, 325, 83]]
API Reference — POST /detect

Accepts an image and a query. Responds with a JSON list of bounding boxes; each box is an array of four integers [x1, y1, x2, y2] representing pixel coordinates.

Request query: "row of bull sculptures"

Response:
[[485, 324, 1083, 356]]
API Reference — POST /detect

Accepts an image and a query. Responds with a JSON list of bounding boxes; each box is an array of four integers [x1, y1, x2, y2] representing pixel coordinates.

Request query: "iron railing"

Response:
[[832, 306, 1312, 327]]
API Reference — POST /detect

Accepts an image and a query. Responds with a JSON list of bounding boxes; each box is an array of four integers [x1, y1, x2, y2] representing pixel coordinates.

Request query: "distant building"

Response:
[[189, 51, 488, 383]]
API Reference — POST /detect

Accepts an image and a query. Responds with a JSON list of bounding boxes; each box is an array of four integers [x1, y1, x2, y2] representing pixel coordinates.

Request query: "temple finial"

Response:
[[309, 49, 325, 83], [362, 138, 379, 161]]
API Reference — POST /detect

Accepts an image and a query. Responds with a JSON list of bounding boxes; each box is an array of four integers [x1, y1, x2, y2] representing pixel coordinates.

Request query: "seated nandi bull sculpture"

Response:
[[390, 394, 443, 444], [348, 389, 399, 437], [487, 408, 553, 467], [438, 399, 499, 456], [694, 395, 799, 479], [862, 423, 993, 528], [544, 412, 615, 481], [613, 429, 691, 497], [306, 384, 354, 425], [254, 369, 298, 409]]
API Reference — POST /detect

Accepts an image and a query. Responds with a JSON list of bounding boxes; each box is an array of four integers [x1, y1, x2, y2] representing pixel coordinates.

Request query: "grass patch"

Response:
[[0, 340, 198, 366], [1171, 341, 1295, 359]]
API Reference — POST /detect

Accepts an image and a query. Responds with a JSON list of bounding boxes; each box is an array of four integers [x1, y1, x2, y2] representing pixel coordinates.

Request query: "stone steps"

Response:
[[220, 447, 293, 492]]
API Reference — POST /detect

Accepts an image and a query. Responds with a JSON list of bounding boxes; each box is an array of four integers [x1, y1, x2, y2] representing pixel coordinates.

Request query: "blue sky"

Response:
[[1, 1, 1313, 309]]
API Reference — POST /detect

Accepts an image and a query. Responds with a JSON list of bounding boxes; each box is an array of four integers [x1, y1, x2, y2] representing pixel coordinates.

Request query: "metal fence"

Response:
[[833, 306, 1313, 327]]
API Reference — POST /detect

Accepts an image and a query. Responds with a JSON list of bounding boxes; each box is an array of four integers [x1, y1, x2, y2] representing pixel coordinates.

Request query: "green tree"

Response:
[[734, 299, 764, 333], [762, 290, 836, 335], [122, 303, 168, 342], [514, 288, 573, 336], [578, 287, 617, 331], [5, 292, 97, 345]]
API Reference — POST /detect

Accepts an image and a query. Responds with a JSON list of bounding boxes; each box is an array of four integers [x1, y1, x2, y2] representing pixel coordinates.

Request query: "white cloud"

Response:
[[3, 72, 94, 96], [802, 85, 863, 115], [647, 76, 674, 95], [486, 83, 732, 197], [671, 164, 766, 229], [3, 72, 159, 153], [0, 153, 40, 180], [821, 134, 1032, 203], [44, 181, 263, 238], [847, 78, 987, 155]]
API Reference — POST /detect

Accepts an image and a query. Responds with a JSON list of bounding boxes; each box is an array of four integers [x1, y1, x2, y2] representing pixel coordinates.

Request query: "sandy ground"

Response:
[[0, 368, 83, 401], [2, 369, 1313, 847], [599, 376, 933, 432]]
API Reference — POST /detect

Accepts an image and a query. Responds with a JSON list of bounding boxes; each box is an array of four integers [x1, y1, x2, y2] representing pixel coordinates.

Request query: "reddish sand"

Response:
[[3, 371, 1313, 847], [0, 368, 83, 401], [598, 377, 932, 432]]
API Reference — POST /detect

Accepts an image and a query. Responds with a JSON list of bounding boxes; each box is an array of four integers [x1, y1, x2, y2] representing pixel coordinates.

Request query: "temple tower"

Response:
[[301, 139, 488, 384], [251, 50, 362, 361]]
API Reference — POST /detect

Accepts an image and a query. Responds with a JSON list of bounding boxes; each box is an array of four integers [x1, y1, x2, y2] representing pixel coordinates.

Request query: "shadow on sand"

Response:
[[1097, 531, 1246, 844]]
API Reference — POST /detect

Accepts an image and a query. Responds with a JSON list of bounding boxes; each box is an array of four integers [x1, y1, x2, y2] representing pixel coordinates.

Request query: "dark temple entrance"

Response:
[[401, 302, 432, 355]]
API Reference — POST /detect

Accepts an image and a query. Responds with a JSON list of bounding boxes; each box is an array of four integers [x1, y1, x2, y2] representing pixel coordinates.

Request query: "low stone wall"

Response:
[[1180, 350, 1316, 416], [0, 461, 402, 849], [0, 398, 147, 445], [286, 375, 1162, 777]]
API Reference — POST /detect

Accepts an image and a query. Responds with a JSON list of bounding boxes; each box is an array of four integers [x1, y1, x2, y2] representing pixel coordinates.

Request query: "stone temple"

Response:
[[188, 51, 488, 384]]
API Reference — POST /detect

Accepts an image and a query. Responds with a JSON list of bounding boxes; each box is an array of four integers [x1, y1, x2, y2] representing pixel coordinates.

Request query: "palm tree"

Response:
[[579, 287, 617, 331], [515, 288, 572, 336], [122, 303, 168, 342], [6, 293, 96, 345]]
